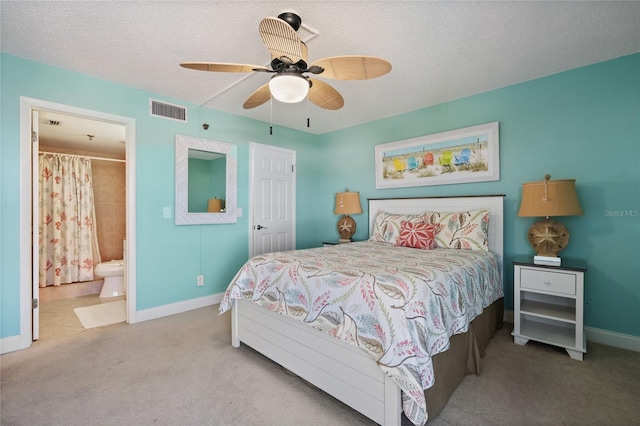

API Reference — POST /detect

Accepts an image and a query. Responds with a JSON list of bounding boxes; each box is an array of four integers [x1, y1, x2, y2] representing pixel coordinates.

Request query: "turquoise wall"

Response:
[[314, 53, 640, 337], [0, 54, 317, 338], [1, 52, 638, 341]]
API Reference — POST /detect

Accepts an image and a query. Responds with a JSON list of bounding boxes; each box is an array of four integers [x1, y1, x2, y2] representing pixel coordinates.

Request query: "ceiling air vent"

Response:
[[42, 119, 63, 126], [149, 99, 188, 123]]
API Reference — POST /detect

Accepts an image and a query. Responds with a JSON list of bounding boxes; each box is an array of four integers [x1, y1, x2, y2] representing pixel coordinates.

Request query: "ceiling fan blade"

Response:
[[310, 56, 392, 80], [308, 79, 344, 110], [300, 41, 308, 64], [259, 17, 303, 64], [180, 62, 268, 73], [243, 83, 272, 109]]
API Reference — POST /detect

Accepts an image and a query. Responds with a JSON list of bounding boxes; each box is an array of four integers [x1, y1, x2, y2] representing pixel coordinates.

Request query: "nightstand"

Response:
[[511, 257, 587, 360], [322, 241, 351, 247]]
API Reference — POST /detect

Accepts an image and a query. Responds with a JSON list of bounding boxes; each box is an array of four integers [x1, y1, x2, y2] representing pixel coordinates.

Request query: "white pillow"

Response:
[[423, 209, 490, 251]]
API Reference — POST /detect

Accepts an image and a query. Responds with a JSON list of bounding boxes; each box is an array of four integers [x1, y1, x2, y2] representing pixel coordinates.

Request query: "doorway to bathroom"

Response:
[[20, 98, 137, 344]]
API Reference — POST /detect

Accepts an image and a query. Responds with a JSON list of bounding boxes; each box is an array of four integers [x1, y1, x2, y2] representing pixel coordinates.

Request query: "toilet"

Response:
[[95, 259, 125, 298]]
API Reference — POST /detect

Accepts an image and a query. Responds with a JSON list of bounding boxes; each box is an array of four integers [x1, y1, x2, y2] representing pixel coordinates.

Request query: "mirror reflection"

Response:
[[187, 149, 226, 213], [175, 134, 237, 225]]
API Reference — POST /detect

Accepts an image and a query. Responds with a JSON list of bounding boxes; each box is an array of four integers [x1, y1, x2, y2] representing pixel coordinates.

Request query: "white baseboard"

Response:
[[133, 292, 224, 323], [503, 309, 640, 353], [1, 292, 225, 354], [6, 303, 637, 355], [584, 326, 640, 353], [0, 335, 28, 355]]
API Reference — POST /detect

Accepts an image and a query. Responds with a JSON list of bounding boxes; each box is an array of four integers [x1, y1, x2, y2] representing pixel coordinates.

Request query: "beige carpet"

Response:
[[73, 300, 126, 329], [2, 305, 639, 425]]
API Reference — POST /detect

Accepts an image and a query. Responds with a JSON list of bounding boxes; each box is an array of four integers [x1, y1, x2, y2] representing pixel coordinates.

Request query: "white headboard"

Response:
[[368, 195, 505, 260]]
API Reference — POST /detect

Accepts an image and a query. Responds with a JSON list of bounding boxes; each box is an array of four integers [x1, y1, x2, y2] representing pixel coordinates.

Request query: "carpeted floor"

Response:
[[1, 305, 639, 425]]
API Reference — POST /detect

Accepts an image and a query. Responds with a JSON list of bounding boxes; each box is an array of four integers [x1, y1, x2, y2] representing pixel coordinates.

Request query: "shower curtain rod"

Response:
[[38, 151, 126, 163]]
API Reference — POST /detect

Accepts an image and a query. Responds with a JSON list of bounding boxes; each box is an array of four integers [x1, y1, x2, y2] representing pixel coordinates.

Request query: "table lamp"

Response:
[[518, 174, 583, 265], [207, 198, 223, 213], [334, 190, 363, 243]]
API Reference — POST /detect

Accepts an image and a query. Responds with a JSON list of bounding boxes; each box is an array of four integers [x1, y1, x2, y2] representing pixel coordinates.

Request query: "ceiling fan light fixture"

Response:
[[269, 73, 309, 103]]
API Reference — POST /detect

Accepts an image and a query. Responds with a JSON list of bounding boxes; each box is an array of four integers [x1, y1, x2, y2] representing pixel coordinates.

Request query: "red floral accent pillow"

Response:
[[396, 221, 437, 249]]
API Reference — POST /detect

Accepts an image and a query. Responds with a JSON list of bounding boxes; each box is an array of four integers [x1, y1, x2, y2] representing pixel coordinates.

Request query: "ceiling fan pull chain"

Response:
[[270, 98, 273, 135], [307, 97, 310, 128]]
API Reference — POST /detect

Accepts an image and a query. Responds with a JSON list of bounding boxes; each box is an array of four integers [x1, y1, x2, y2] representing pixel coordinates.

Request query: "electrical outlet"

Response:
[[196, 275, 204, 287]]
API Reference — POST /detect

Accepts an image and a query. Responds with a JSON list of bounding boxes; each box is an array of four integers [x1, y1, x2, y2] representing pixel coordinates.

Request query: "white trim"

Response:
[[125, 116, 137, 324], [16, 97, 137, 350], [585, 327, 640, 353], [374, 122, 500, 189], [135, 293, 223, 323], [174, 135, 238, 225], [504, 310, 640, 353], [1, 292, 223, 354], [0, 335, 26, 355], [17, 101, 33, 352]]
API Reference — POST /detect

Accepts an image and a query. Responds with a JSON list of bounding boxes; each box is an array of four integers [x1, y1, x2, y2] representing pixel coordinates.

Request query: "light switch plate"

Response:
[[163, 207, 171, 219]]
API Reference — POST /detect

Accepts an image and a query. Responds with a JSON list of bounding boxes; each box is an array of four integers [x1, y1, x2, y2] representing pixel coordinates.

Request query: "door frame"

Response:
[[18, 97, 137, 349], [248, 142, 296, 258]]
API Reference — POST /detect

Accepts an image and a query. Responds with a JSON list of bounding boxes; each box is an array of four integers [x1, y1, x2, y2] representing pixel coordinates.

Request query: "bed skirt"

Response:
[[424, 297, 504, 419]]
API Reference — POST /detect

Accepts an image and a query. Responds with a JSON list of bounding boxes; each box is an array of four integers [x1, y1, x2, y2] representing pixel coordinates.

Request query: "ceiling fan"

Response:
[[180, 12, 392, 111]]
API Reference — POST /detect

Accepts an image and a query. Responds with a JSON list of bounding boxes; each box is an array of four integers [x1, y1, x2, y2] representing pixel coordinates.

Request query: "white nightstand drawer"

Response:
[[520, 268, 576, 296]]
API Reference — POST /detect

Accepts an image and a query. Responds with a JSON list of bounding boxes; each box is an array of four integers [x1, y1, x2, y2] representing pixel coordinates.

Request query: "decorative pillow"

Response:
[[396, 221, 437, 249], [424, 209, 490, 251], [369, 211, 426, 244]]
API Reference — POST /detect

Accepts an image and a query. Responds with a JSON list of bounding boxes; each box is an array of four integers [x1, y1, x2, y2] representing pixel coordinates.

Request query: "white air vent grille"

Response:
[[42, 119, 63, 126], [149, 99, 187, 122]]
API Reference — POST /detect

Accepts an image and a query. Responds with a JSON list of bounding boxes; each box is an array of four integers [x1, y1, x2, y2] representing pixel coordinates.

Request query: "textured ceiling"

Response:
[[2, 1, 639, 142]]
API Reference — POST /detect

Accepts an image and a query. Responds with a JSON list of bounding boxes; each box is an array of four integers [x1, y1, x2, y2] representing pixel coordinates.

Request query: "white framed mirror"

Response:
[[175, 134, 238, 225]]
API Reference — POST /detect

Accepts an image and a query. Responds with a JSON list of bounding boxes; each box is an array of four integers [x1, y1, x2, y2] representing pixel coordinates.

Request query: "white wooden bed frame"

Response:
[[231, 195, 504, 425]]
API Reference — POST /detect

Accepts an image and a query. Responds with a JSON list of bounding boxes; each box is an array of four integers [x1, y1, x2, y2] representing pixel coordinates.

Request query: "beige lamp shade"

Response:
[[518, 175, 583, 262], [207, 198, 223, 213], [518, 176, 583, 218], [334, 191, 363, 215]]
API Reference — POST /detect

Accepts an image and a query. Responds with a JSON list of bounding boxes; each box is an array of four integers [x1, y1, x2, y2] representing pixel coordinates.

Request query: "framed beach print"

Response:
[[375, 122, 499, 189]]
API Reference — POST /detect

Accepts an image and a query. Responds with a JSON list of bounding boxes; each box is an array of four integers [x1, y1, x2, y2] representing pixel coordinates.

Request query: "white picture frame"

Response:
[[375, 122, 500, 189]]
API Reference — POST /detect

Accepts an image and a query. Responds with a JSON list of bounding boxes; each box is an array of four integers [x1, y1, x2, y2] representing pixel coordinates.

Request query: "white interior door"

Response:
[[249, 143, 296, 257], [31, 110, 40, 340]]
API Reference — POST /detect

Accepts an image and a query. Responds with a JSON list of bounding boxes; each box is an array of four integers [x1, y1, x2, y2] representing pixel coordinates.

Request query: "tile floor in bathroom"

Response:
[[39, 295, 126, 341]]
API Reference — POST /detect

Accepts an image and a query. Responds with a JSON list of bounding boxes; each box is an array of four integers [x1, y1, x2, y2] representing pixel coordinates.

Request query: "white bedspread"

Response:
[[219, 241, 502, 425]]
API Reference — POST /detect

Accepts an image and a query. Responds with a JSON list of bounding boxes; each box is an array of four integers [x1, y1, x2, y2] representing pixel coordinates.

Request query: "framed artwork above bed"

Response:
[[375, 122, 500, 189]]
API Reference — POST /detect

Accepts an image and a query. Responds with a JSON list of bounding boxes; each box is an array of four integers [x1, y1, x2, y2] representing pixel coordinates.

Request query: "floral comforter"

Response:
[[219, 241, 502, 426]]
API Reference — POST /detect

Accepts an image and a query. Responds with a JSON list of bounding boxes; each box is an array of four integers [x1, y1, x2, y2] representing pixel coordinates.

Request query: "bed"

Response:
[[219, 195, 504, 425]]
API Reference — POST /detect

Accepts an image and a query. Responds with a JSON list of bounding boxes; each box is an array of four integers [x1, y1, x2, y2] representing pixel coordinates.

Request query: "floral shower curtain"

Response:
[[38, 153, 101, 287]]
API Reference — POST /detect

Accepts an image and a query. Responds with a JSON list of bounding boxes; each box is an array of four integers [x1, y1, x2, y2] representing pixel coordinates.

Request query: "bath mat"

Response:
[[74, 300, 126, 329]]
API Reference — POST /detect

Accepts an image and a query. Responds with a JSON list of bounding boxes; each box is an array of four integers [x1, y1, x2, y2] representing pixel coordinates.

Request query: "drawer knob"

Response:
[[544, 280, 551, 285]]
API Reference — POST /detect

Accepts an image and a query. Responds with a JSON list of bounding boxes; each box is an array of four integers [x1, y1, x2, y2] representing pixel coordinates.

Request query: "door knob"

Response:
[[256, 225, 267, 230]]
